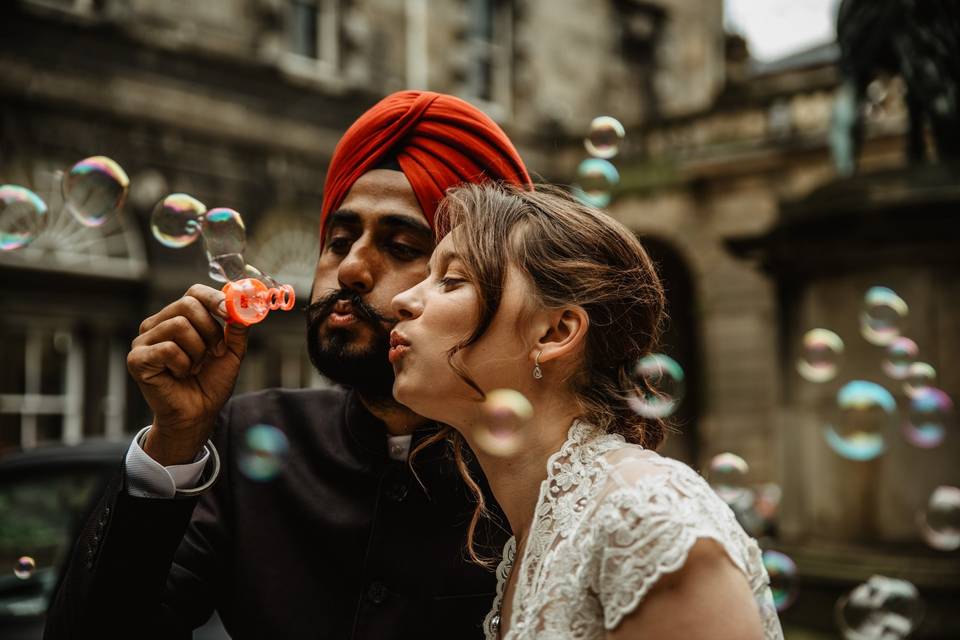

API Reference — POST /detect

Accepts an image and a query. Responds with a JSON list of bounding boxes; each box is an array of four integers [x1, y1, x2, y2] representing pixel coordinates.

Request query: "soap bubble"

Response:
[[62, 156, 129, 227], [750, 482, 783, 536], [627, 354, 685, 419], [573, 158, 620, 208], [208, 254, 247, 283], [881, 337, 918, 381], [150, 193, 206, 248], [731, 483, 782, 538], [584, 116, 626, 159], [0, 185, 48, 251], [797, 328, 844, 383], [903, 362, 936, 398], [707, 452, 753, 510], [762, 550, 798, 612], [474, 389, 532, 457], [836, 575, 924, 640], [203, 207, 246, 256], [238, 424, 289, 481], [13, 556, 36, 580], [919, 485, 960, 551], [823, 381, 895, 461], [860, 287, 908, 346], [903, 387, 952, 449], [203, 207, 247, 282], [244, 263, 279, 288]]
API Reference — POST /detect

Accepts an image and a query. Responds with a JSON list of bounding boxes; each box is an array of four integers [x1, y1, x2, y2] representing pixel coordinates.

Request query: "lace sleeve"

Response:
[[587, 459, 767, 631]]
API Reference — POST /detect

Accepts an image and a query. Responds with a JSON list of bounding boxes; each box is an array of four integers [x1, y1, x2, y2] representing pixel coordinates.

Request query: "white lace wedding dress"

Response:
[[483, 420, 783, 639]]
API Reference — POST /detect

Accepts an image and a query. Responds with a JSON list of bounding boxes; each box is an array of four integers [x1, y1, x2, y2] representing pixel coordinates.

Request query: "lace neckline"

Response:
[[487, 419, 627, 638]]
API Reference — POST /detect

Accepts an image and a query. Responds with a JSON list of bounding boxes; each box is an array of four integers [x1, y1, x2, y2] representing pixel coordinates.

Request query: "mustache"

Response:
[[304, 288, 397, 328]]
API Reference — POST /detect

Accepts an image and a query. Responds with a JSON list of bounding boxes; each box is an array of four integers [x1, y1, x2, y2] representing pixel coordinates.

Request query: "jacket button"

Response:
[[385, 482, 408, 503], [367, 581, 388, 604]]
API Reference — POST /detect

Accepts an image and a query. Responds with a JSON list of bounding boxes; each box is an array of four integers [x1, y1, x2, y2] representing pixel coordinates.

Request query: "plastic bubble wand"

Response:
[[149, 194, 296, 326], [221, 277, 296, 326]]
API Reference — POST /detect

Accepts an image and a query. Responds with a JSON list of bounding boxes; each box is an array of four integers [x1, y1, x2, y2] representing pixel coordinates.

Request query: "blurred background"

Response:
[[0, 0, 958, 637]]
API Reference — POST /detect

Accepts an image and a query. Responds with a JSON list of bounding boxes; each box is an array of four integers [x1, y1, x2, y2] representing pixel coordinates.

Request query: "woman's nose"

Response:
[[391, 282, 424, 320]]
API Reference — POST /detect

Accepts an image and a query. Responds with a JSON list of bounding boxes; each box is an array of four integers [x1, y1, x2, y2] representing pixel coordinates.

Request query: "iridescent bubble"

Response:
[[203, 207, 247, 282], [823, 381, 895, 461], [62, 156, 129, 227], [150, 193, 206, 248], [584, 116, 626, 159], [860, 287, 908, 346], [903, 387, 952, 449], [0, 185, 48, 251], [707, 453, 753, 510], [762, 550, 798, 612], [203, 207, 246, 255], [836, 575, 924, 640], [14, 556, 36, 580], [573, 158, 620, 208], [244, 263, 279, 288], [882, 337, 918, 381], [474, 389, 532, 457], [919, 485, 960, 551], [627, 353, 685, 419], [903, 362, 937, 398], [751, 482, 783, 535], [797, 328, 844, 383], [238, 424, 290, 481]]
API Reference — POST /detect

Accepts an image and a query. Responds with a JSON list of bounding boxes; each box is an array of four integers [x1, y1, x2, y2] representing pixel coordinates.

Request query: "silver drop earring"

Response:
[[533, 351, 544, 379]]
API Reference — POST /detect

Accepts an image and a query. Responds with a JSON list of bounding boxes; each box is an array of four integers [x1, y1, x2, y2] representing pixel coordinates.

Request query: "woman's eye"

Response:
[[438, 276, 464, 290]]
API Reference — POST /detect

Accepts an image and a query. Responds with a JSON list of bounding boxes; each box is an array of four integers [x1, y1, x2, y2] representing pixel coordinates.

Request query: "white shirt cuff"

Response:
[[125, 426, 214, 498]]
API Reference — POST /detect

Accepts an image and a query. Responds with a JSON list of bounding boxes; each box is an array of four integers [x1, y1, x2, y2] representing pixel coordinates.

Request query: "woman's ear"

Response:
[[533, 306, 589, 365]]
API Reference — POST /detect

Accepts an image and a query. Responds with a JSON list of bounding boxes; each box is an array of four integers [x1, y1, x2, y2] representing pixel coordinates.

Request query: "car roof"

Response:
[[0, 439, 127, 475]]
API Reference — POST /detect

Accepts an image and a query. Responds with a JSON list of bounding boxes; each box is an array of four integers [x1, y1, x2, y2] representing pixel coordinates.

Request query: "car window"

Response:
[[0, 471, 103, 618]]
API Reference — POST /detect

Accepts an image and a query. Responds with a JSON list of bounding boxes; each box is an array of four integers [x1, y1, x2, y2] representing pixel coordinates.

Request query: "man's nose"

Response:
[[337, 240, 376, 293]]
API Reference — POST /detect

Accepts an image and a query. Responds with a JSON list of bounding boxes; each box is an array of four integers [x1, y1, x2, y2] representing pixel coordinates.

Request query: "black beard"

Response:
[[305, 289, 396, 400]]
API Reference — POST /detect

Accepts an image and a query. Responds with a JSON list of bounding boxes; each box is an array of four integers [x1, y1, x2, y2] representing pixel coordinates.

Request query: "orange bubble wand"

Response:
[[221, 278, 296, 326]]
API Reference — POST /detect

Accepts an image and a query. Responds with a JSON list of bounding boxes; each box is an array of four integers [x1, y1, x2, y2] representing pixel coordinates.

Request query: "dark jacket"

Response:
[[44, 387, 506, 639]]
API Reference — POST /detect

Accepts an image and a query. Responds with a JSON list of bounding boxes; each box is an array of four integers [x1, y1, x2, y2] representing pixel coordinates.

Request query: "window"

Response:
[[21, 0, 96, 17], [0, 326, 83, 453], [286, 0, 341, 78], [464, 0, 513, 116], [466, 0, 511, 103], [405, 0, 429, 89]]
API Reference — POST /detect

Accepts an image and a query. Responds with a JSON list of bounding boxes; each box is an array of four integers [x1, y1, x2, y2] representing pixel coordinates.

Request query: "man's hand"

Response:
[[127, 284, 249, 466]]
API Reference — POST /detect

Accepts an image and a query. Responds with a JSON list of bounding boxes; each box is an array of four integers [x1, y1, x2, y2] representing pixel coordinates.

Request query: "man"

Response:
[[44, 90, 531, 639]]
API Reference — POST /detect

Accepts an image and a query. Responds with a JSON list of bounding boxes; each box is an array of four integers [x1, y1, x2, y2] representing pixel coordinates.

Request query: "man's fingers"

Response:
[[132, 316, 208, 369], [222, 322, 249, 360], [140, 285, 227, 335], [128, 341, 192, 380], [185, 283, 228, 319]]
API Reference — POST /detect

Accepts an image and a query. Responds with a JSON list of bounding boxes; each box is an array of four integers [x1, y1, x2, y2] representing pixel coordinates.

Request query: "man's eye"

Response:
[[388, 243, 423, 260], [327, 237, 352, 254]]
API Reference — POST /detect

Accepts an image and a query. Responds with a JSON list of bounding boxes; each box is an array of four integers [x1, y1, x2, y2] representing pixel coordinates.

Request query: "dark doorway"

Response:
[[640, 236, 702, 465]]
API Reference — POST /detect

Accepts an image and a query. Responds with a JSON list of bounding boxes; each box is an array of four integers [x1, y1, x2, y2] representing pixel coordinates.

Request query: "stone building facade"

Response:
[[2, 0, 958, 634]]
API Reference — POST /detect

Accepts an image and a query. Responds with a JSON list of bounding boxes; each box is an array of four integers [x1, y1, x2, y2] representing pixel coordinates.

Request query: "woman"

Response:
[[389, 183, 782, 639]]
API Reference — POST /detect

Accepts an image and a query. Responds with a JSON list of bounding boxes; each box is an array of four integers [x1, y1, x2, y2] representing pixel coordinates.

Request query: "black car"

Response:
[[0, 440, 228, 639]]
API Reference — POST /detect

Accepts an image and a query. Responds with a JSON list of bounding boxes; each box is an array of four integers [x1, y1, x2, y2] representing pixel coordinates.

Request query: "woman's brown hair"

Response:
[[410, 181, 667, 566]]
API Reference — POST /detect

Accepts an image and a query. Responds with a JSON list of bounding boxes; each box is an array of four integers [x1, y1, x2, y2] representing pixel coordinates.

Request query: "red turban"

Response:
[[319, 90, 531, 244]]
